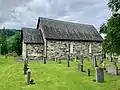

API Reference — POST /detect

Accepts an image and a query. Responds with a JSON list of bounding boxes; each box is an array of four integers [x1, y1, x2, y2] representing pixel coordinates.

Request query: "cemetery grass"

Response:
[[0, 56, 120, 90]]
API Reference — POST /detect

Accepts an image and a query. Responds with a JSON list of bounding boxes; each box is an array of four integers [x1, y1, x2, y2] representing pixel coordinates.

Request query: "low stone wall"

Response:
[[26, 44, 44, 60], [46, 40, 102, 60]]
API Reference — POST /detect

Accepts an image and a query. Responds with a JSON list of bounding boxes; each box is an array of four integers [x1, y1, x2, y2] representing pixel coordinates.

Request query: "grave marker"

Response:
[[26, 69, 31, 85], [95, 67, 104, 82], [78, 63, 83, 72]]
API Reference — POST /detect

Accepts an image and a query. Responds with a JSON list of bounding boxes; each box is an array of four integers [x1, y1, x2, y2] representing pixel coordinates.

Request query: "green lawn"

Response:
[[0, 56, 120, 90]]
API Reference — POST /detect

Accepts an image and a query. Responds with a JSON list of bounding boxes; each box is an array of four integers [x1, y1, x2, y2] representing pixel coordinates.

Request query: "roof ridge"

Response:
[[39, 17, 93, 27]]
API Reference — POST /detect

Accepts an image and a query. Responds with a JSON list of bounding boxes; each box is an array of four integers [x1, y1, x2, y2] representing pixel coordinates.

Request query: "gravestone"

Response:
[[24, 59, 28, 75], [108, 64, 118, 75], [86, 68, 90, 76], [58, 56, 62, 64], [67, 55, 70, 67], [118, 56, 120, 64], [78, 63, 83, 72], [108, 53, 112, 62], [26, 69, 31, 85], [43, 57, 46, 64], [75, 56, 78, 62], [99, 56, 103, 64], [92, 55, 97, 67], [80, 55, 84, 64], [95, 67, 104, 82], [113, 59, 117, 66]]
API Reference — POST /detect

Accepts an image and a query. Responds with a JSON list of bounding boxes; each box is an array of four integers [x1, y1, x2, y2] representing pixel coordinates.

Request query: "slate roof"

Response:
[[37, 17, 103, 42], [22, 27, 44, 44]]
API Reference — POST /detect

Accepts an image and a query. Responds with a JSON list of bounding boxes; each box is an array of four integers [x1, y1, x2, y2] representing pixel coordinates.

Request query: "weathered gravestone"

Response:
[[26, 69, 31, 85], [108, 64, 118, 75], [58, 56, 62, 64], [78, 63, 83, 72], [86, 68, 90, 76], [79, 55, 84, 64], [108, 53, 112, 62], [74, 56, 77, 62], [43, 56, 46, 64], [92, 55, 97, 67], [67, 55, 70, 67], [118, 56, 120, 64], [95, 67, 104, 82], [24, 58, 28, 75]]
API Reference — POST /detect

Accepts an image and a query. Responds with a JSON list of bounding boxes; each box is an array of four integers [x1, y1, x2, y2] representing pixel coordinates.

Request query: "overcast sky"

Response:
[[0, 0, 112, 30]]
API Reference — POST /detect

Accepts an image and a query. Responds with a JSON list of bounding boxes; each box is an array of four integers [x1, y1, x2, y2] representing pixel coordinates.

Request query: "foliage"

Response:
[[108, 0, 120, 12], [0, 28, 8, 55], [7, 32, 22, 56], [100, 13, 120, 55]]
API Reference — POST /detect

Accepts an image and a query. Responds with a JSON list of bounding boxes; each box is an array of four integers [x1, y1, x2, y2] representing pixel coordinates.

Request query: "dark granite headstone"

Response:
[[43, 57, 46, 64], [86, 68, 90, 76], [95, 67, 104, 82], [67, 55, 70, 67]]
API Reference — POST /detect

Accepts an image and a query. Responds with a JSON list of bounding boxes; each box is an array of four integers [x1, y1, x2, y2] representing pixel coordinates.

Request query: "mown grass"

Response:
[[0, 56, 120, 90]]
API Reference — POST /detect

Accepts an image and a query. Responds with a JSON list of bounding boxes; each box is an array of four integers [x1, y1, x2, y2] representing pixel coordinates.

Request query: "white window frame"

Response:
[[89, 44, 92, 53], [70, 43, 73, 53]]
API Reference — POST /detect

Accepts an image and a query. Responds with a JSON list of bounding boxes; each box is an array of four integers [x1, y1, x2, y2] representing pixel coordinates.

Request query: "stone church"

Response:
[[22, 17, 103, 60]]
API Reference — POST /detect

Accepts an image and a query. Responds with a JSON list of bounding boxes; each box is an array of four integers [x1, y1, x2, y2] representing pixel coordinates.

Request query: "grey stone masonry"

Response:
[[46, 40, 102, 60], [108, 65, 118, 75], [78, 63, 83, 72], [95, 67, 104, 82], [26, 69, 31, 85]]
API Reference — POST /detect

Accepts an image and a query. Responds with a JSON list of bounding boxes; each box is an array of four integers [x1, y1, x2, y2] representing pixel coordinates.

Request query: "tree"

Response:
[[0, 27, 8, 55], [100, 13, 120, 55], [7, 32, 22, 56], [108, 0, 120, 12]]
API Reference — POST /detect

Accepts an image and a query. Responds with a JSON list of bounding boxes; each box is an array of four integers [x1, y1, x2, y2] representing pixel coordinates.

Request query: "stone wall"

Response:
[[26, 44, 44, 60], [46, 40, 102, 60]]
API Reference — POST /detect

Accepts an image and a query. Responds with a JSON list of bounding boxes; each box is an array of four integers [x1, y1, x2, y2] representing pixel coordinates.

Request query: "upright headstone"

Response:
[[24, 59, 28, 75], [58, 56, 62, 64], [80, 55, 84, 64], [26, 69, 31, 85], [118, 56, 120, 64], [43, 57, 46, 64], [95, 67, 104, 82], [108, 53, 112, 62], [108, 64, 118, 75], [86, 68, 90, 76], [67, 55, 70, 67], [75, 56, 77, 62], [92, 55, 97, 67], [78, 63, 83, 72]]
